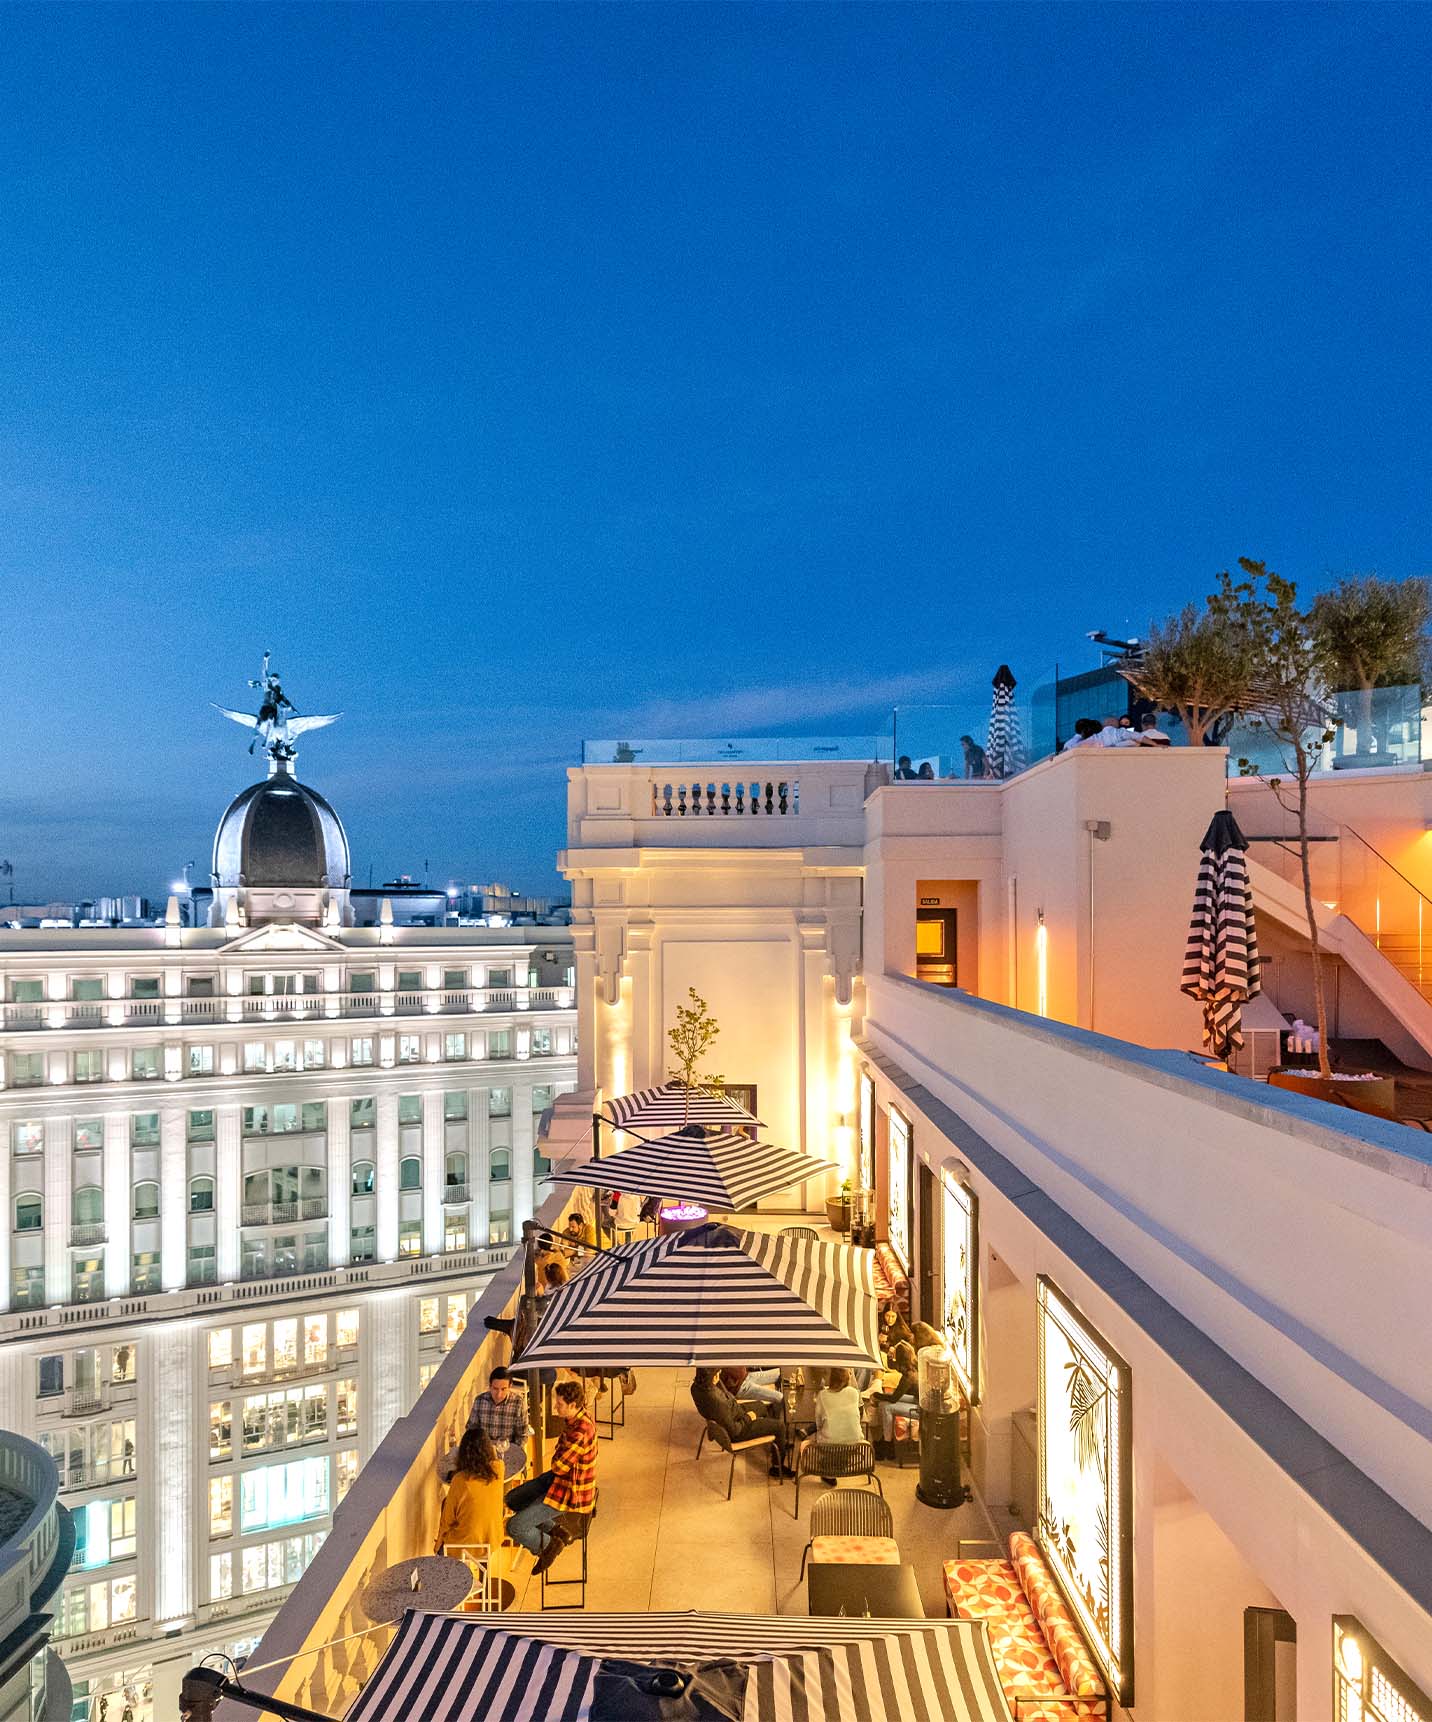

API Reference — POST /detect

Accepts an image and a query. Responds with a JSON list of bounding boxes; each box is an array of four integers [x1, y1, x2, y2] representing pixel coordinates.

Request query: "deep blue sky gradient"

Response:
[[2, 3, 1429, 897]]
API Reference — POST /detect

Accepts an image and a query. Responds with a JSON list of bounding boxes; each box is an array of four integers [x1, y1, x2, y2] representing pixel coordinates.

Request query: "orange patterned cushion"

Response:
[[944, 1556, 1105, 1720], [811, 1535, 901, 1565], [1009, 1533, 1106, 1700]]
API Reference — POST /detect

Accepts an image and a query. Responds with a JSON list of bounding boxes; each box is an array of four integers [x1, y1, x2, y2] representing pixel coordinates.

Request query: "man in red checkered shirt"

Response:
[[505, 1379, 597, 1572]]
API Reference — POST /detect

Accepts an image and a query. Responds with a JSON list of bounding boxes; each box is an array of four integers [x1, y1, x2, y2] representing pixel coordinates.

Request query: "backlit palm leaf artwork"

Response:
[[1065, 1358, 1108, 1484]]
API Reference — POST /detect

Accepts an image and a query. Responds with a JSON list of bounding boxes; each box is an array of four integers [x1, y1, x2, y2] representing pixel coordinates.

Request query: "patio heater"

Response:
[[915, 1340, 968, 1509]]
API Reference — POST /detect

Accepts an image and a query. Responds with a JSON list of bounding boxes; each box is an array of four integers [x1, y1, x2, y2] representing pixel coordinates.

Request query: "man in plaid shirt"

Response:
[[505, 1379, 597, 1573]]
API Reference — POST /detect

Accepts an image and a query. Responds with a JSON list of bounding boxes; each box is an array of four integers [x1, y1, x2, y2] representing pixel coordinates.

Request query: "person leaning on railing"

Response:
[[505, 1378, 597, 1574]]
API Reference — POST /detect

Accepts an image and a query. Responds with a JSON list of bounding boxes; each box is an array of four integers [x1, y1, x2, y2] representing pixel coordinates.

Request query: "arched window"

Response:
[[132, 1182, 160, 1221], [190, 1176, 215, 1214], [15, 1192, 42, 1231], [445, 1151, 468, 1189], [351, 1160, 374, 1196], [489, 1149, 511, 1183], [72, 1186, 103, 1225], [399, 1156, 422, 1191]]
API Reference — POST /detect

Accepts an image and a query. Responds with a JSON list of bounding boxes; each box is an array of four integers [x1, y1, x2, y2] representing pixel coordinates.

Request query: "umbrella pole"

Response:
[[519, 1221, 545, 1476]]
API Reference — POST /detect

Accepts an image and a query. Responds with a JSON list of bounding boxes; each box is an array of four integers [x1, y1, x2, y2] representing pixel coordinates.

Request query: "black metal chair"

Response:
[[793, 1438, 880, 1515], [698, 1418, 780, 1500], [799, 1487, 896, 1579]]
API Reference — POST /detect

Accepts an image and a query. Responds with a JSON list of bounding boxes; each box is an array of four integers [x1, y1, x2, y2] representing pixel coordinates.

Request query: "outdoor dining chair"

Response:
[[781, 1225, 819, 1240], [698, 1418, 781, 1500], [794, 1438, 881, 1515], [799, 1487, 898, 1579]]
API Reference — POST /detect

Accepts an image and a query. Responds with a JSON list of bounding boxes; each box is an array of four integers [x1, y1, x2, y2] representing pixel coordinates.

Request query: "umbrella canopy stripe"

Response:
[[603, 1081, 763, 1132], [514, 1225, 881, 1370], [553, 1130, 832, 1211], [1183, 810, 1262, 1058], [348, 1611, 1010, 1722]]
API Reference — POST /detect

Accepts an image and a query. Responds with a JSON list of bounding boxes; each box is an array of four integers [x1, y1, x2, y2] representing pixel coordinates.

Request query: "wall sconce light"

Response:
[[1035, 910, 1049, 1019]]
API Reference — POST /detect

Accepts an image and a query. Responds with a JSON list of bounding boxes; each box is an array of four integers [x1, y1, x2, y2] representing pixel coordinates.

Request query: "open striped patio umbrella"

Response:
[[1182, 809, 1262, 1059], [552, 1129, 832, 1211], [347, 1609, 1011, 1722], [603, 1081, 763, 1134], [513, 1223, 881, 1370]]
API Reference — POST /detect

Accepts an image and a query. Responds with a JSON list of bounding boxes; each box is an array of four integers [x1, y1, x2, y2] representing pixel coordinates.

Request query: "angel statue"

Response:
[[213, 653, 341, 765]]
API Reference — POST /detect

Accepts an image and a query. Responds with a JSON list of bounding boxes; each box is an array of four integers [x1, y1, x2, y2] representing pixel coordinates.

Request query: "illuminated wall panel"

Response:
[[940, 1167, 978, 1403], [886, 1107, 911, 1270]]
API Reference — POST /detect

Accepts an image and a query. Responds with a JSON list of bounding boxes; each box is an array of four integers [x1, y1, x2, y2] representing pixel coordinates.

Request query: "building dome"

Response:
[[212, 764, 351, 893]]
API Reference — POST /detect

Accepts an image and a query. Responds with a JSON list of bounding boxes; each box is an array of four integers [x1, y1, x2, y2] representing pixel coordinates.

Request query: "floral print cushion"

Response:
[[810, 1535, 901, 1565], [1009, 1534, 1106, 1699], [944, 1555, 1106, 1721]]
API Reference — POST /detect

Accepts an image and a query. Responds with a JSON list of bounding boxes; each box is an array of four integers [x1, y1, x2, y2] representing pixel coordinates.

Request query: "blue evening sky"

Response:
[[2, 3, 1429, 899]]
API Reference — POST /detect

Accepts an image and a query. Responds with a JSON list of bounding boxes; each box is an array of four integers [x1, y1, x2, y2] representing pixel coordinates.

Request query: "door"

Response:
[[916, 910, 958, 987], [917, 1162, 938, 1326], [1244, 1607, 1296, 1721]]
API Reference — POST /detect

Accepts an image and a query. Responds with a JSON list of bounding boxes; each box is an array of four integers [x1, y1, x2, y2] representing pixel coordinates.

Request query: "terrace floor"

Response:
[[504, 1362, 1006, 1618]]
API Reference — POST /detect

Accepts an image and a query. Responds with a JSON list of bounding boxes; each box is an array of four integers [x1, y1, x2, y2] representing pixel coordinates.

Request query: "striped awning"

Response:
[[553, 1130, 832, 1210], [1182, 810, 1262, 1059], [513, 1223, 881, 1370], [603, 1081, 763, 1133], [346, 1609, 1011, 1722]]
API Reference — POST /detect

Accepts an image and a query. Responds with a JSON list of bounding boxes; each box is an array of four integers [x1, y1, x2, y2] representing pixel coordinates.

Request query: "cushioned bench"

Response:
[[873, 1241, 910, 1315], [944, 1531, 1108, 1720]]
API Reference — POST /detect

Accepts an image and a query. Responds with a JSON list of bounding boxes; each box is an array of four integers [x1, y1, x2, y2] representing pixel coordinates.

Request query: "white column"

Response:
[[470, 1091, 490, 1248], [0, 1349, 25, 1436], [215, 1105, 241, 1283], [327, 1101, 351, 1267], [363, 1290, 408, 1450], [147, 1323, 196, 1629], [422, 1091, 444, 1255], [102, 1107, 131, 1297], [510, 1081, 535, 1231], [574, 942, 598, 1093], [375, 1093, 400, 1263], [43, 1117, 71, 1306], [160, 1105, 186, 1291]]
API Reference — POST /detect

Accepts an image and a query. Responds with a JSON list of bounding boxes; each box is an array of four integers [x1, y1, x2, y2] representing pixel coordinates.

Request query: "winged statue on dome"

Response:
[[212, 652, 342, 765]]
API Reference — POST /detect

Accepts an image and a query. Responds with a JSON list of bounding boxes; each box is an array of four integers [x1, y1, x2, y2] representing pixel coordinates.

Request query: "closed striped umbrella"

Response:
[[603, 1081, 763, 1133], [513, 1222, 881, 1370], [553, 1130, 832, 1211], [1182, 809, 1262, 1058], [984, 663, 1025, 780], [347, 1609, 1011, 1722]]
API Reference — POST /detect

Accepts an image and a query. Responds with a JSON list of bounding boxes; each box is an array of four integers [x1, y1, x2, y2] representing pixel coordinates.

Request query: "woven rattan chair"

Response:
[[799, 1487, 897, 1579], [699, 1418, 780, 1500], [781, 1225, 819, 1240], [794, 1438, 881, 1515]]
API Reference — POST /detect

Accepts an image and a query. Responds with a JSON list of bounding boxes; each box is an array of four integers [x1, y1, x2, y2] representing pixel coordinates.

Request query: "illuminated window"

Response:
[[240, 1455, 329, 1534], [398, 1221, 422, 1257], [337, 1448, 359, 1502], [417, 1359, 441, 1391], [241, 1324, 266, 1377], [336, 1379, 358, 1437], [112, 1343, 135, 1385], [209, 1476, 233, 1538], [273, 1319, 298, 1373], [418, 1296, 440, 1334], [444, 1296, 468, 1348], [304, 1314, 327, 1366], [272, 1040, 297, 1073], [1333, 1615, 1432, 1722], [209, 1329, 234, 1372], [210, 1401, 232, 1462], [210, 1551, 233, 1602], [336, 1308, 359, 1348], [444, 1215, 468, 1251]]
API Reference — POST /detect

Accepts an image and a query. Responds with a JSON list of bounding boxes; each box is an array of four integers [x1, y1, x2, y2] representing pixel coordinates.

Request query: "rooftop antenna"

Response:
[[212, 651, 342, 776]]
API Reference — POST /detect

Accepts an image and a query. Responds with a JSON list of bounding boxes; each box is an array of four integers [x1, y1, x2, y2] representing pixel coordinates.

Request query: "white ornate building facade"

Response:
[[0, 750, 576, 1719]]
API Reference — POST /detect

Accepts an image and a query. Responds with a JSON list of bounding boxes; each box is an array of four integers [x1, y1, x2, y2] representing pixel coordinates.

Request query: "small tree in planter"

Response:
[[667, 988, 724, 1126], [1309, 573, 1431, 762], [1211, 559, 1338, 1080], [1117, 602, 1258, 745]]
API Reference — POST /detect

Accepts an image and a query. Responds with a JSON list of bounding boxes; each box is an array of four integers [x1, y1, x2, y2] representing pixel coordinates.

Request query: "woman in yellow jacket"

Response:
[[435, 1427, 506, 1573]]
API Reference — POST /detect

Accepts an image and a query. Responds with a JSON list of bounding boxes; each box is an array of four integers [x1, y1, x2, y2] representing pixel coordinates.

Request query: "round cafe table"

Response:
[[360, 1555, 473, 1625]]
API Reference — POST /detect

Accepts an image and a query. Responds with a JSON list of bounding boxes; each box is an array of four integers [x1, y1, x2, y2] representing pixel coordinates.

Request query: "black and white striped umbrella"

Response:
[[513, 1223, 881, 1370], [1182, 809, 1262, 1058], [552, 1130, 833, 1211], [603, 1081, 763, 1134], [347, 1609, 1011, 1722], [984, 664, 1025, 780]]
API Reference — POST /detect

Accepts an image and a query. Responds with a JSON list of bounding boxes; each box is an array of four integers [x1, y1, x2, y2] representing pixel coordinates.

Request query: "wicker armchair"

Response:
[[799, 1487, 897, 1578], [782, 1225, 819, 1240], [794, 1437, 881, 1514]]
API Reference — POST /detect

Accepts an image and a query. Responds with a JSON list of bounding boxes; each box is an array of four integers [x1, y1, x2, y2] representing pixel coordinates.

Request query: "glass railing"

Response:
[[582, 736, 888, 764], [892, 666, 1056, 781]]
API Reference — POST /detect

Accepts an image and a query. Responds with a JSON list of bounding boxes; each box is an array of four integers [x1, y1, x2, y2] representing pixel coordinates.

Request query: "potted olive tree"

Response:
[[667, 988, 723, 1124], [1117, 601, 1257, 745], [825, 1179, 853, 1236], [1309, 574, 1431, 766]]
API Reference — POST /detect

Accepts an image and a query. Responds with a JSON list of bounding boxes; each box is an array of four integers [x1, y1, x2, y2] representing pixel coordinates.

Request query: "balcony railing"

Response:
[[0, 985, 575, 1031], [68, 1223, 107, 1247], [442, 1184, 470, 1205], [241, 1202, 271, 1227]]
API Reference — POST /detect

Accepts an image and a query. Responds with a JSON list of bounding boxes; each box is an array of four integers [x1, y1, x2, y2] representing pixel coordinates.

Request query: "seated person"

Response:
[[537, 1257, 570, 1297], [505, 1380, 597, 1574], [691, 1368, 788, 1478], [448, 1365, 529, 1480], [560, 1212, 594, 1257], [720, 1364, 781, 1408], [800, 1367, 868, 1481], [435, 1428, 505, 1560]]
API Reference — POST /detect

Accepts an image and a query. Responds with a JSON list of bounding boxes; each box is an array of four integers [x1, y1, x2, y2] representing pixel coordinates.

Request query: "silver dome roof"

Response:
[[211, 767, 350, 890]]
